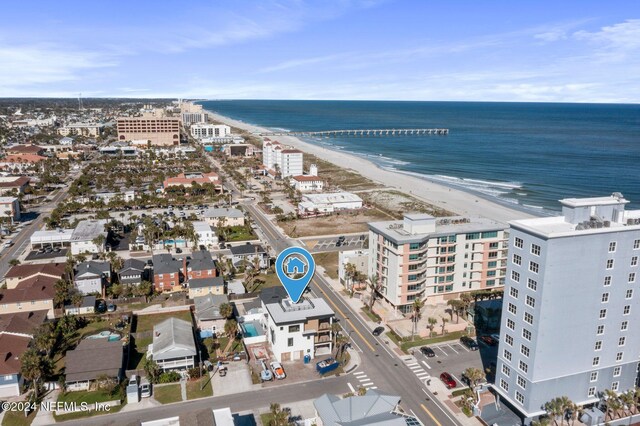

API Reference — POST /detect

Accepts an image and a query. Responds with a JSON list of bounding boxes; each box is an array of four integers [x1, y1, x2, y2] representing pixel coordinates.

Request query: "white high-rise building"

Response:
[[262, 139, 303, 177], [495, 193, 640, 423], [190, 124, 231, 140]]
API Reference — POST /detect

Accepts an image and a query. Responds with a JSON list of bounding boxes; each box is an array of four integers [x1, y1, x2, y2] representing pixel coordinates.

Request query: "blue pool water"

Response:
[[242, 322, 260, 337]]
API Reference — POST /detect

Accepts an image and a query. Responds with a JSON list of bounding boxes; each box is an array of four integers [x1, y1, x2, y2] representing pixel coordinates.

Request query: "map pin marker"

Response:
[[275, 247, 315, 304]]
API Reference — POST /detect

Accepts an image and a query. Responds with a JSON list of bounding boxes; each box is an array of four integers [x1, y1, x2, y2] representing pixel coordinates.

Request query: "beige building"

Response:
[[368, 213, 508, 312], [57, 123, 104, 137], [117, 116, 181, 146]]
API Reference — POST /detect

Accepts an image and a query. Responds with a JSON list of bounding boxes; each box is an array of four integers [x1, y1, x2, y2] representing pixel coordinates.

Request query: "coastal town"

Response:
[[0, 98, 638, 426]]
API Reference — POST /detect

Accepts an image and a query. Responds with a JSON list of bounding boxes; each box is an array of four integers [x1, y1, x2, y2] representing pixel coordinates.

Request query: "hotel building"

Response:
[[494, 194, 640, 422], [116, 116, 181, 146], [368, 213, 508, 313], [190, 124, 231, 141]]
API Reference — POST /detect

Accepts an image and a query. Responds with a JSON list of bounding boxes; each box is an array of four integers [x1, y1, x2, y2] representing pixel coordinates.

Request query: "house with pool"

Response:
[[238, 287, 335, 362]]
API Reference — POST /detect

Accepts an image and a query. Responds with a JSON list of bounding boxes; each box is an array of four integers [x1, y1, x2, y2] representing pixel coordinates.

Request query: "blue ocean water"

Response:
[[199, 100, 640, 211]]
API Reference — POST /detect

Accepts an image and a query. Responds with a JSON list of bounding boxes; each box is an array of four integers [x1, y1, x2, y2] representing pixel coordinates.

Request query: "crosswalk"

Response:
[[406, 361, 431, 382], [350, 371, 377, 391]]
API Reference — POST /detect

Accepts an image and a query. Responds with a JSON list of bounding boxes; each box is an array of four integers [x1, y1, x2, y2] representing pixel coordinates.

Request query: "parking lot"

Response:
[[303, 233, 367, 253], [25, 247, 69, 260], [407, 338, 499, 390]]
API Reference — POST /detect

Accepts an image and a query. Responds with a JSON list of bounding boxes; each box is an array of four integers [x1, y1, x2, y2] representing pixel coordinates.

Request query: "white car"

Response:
[[270, 361, 286, 380], [140, 380, 151, 398]]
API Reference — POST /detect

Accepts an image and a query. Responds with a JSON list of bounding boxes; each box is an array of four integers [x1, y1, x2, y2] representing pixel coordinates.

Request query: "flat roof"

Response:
[[0, 197, 18, 203], [265, 297, 334, 325], [560, 195, 629, 208], [510, 212, 640, 238], [302, 192, 362, 204], [369, 216, 506, 243], [71, 219, 107, 242]]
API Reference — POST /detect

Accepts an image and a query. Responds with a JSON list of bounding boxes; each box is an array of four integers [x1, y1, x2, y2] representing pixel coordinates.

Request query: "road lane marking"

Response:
[[420, 404, 443, 426], [347, 383, 355, 392], [421, 361, 431, 369], [447, 344, 458, 354], [353, 372, 366, 377], [360, 381, 373, 386], [416, 373, 430, 379], [457, 343, 469, 352], [437, 346, 448, 356], [315, 282, 376, 352], [369, 386, 378, 390], [407, 362, 419, 367], [451, 373, 463, 386]]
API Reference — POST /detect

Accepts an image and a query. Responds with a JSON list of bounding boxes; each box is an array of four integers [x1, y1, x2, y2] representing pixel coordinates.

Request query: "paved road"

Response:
[[60, 375, 351, 425]]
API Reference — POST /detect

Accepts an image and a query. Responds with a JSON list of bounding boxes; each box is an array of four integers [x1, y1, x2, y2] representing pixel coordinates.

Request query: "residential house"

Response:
[[313, 390, 422, 426], [152, 254, 185, 292], [188, 277, 224, 299], [290, 175, 324, 192], [202, 207, 245, 227], [65, 339, 124, 391], [194, 294, 229, 337], [229, 243, 269, 269], [192, 221, 218, 248], [0, 334, 31, 397], [64, 295, 96, 316], [186, 250, 218, 282], [0, 310, 47, 397], [150, 317, 197, 371], [74, 261, 110, 296], [0, 263, 66, 319], [262, 291, 335, 362], [0, 176, 30, 196], [117, 258, 147, 286], [0, 197, 20, 222]]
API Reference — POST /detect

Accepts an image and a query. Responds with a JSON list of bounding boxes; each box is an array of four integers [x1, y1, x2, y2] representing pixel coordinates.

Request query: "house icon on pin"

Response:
[[285, 257, 306, 275]]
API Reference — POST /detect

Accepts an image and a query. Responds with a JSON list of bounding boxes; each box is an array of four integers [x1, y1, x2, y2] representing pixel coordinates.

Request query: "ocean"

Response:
[[199, 100, 640, 212]]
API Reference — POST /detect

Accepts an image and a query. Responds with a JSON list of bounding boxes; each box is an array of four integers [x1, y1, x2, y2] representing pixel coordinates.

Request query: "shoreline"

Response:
[[203, 109, 540, 224]]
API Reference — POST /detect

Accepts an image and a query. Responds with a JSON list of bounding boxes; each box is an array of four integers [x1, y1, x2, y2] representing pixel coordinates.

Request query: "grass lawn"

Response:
[[58, 389, 121, 405], [313, 252, 339, 279], [253, 272, 283, 290], [153, 384, 182, 404], [224, 226, 256, 242], [361, 306, 382, 323], [186, 376, 213, 400], [280, 210, 389, 237], [2, 408, 37, 426], [134, 310, 193, 333]]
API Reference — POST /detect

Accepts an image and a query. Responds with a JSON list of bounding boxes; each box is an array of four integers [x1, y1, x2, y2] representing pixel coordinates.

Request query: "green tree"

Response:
[[427, 317, 438, 337], [20, 348, 52, 401], [440, 317, 449, 335], [143, 357, 161, 384], [268, 403, 290, 426], [410, 298, 424, 341], [462, 367, 486, 401], [367, 274, 381, 310], [8, 258, 20, 266], [224, 319, 238, 338], [219, 303, 233, 319]]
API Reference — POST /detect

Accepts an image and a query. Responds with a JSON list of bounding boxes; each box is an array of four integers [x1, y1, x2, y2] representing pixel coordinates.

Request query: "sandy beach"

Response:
[[206, 110, 537, 224]]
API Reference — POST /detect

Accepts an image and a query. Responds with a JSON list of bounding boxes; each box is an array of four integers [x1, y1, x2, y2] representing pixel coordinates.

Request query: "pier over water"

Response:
[[257, 128, 449, 137]]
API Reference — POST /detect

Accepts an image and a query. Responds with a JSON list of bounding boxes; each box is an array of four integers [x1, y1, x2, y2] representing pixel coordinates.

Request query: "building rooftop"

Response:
[[0, 310, 48, 336], [194, 294, 229, 321], [291, 175, 323, 182], [65, 339, 124, 383], [314, 390, 420, 426], [559, 194, 629, 208], [265, 297, 334, 325], [71, 219, 107, 242], [0, 276, 58, 303], [259, 286, 288, 305], [152, 317, 197, 361], [203, 207, 244, 219], [0, 334, 31, 375], [188, 250, 217, 271], [0, 176, 29, 187], [0, 197, 18, 204], [76, 261, 110, 279], [189, 277, 224, 289], [118, 258, 146, 273], [369, 214, 505, 243], [192, 221, 213, 233], [152, 254, 183, 275], [30, 228, 74, 244], [5, 262, 66, 280], [229, 243, 266, 256]]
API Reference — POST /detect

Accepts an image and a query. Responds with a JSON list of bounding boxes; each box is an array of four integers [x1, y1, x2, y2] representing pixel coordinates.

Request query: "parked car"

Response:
[[140, 381, 151, 398], [440, 372, 457, 389], [270, 361, 286, 380], [479, 335, 498, 346], [175, 248, 182, 254], [420, 346, 436, 357], [107, 303, 116, 312], [372, 326, 385, 336], [96, 300, 107, 313], [460, 336, 479, 351], [128, 375, 138, 387]]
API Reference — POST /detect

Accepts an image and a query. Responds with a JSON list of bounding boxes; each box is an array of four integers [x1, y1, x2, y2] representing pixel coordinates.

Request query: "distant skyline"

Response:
[[1, 0, 639, 103]]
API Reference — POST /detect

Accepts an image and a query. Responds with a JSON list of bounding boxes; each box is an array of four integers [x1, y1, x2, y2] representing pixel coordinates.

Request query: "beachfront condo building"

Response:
[[368, 213, 508, 313], [181, 112, 208, 125], [262, 139, 303, 177], [116, 116, 181, 146], [494, 193, 640, 423], [190, 123, 231, 141]]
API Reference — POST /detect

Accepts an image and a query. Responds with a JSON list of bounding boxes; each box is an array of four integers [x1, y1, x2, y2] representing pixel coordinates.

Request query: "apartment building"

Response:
[[494, 193, 640, 423], [181, 112, 208, 125], [0, 197, 21, 222], [368, 213, 508, 313], [190, 124, 231, 140], [116, 116, 181, 146], [262, 140, 303, 178]]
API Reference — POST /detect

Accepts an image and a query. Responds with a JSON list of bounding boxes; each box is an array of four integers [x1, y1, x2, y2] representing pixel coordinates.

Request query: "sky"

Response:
[[1, 0, 639, 102]]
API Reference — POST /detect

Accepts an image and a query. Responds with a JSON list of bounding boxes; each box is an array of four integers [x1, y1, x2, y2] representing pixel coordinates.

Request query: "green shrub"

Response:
[[157, 371, 181, 383]]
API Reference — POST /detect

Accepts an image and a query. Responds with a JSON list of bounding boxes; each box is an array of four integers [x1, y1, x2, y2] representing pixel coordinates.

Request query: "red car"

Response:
[[440, 372, 457, 389]]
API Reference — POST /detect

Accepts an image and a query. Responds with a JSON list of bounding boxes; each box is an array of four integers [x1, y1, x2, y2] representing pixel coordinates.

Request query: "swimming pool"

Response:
[[242, 321, 263, 337], [85, 330, 121, 342]]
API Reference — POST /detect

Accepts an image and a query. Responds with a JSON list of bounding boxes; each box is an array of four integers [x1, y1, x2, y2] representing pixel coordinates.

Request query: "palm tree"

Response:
[[602, 389, 622, 421], [440, 317, 449, 335], [620, 389, 636, 416], [224, 319, 238, 338], [268, 403, 289, 426], [20, 348, 52, 401], [462, 367, 485, 392], [344, 263, 357, 291], [410, 298, 424, 341], [92, 234, 106, 257], [427, 317, 438, 337], [367, 274, 381, 310], [447, 299, 464, 323], [543, 398, 565, 425], [219, 303, 233, 319]]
